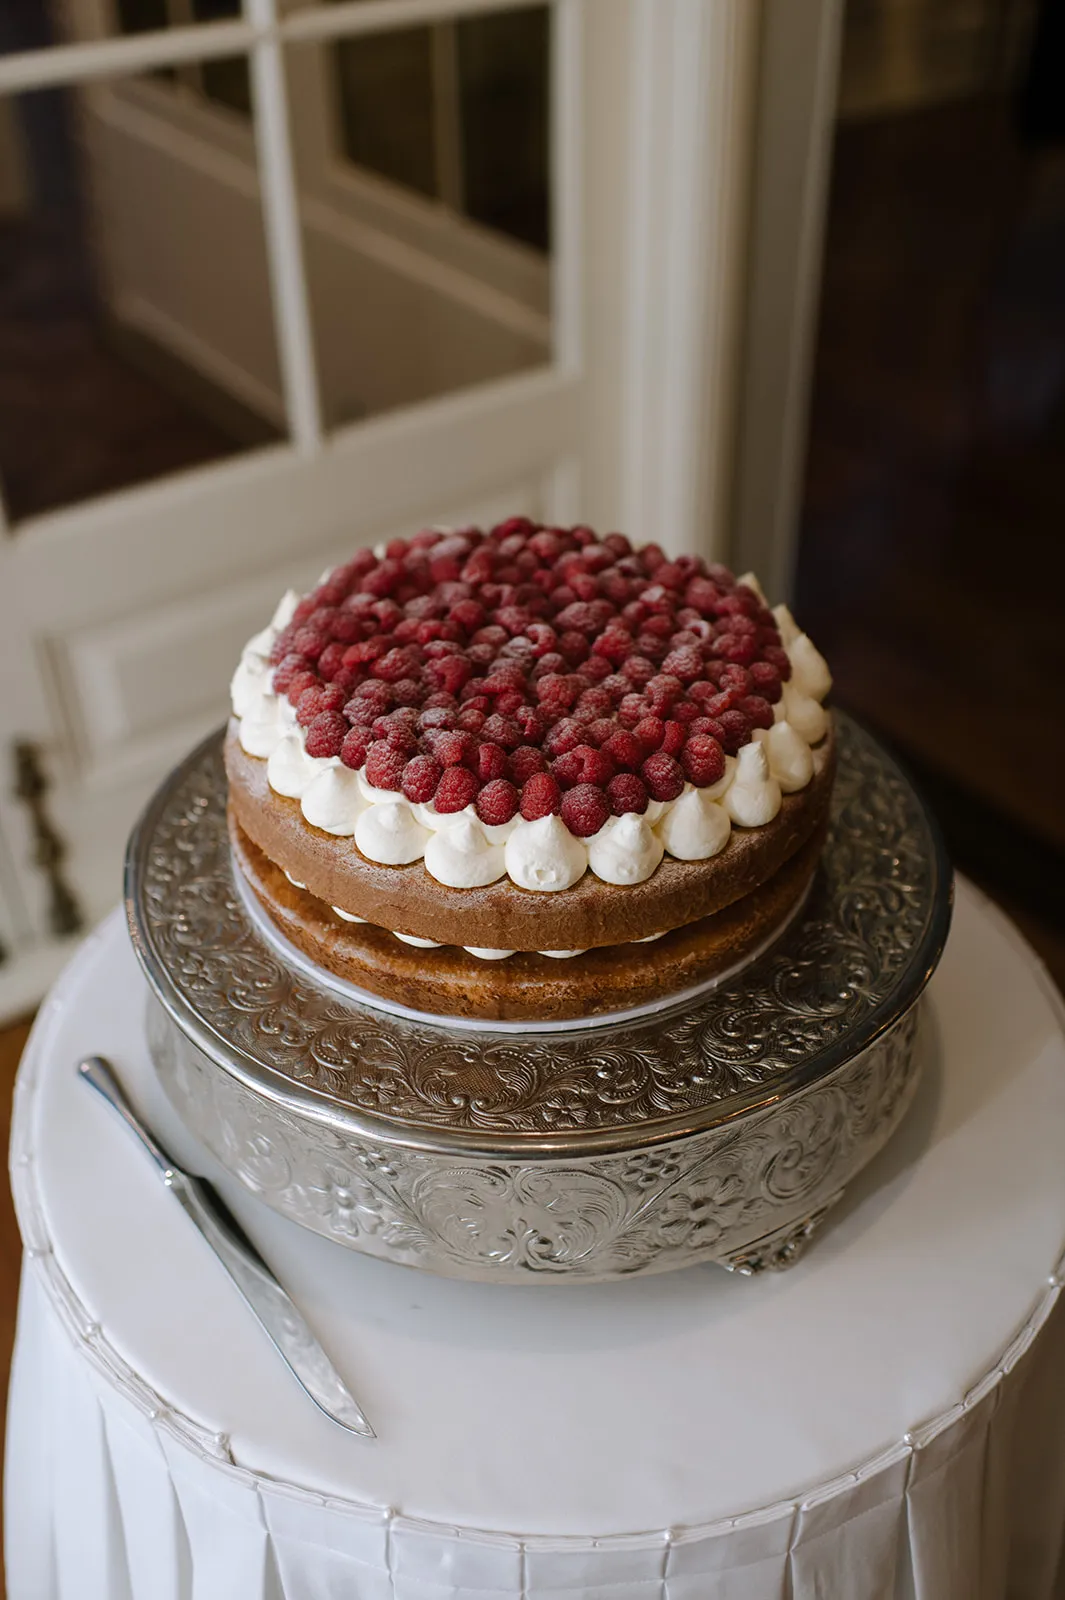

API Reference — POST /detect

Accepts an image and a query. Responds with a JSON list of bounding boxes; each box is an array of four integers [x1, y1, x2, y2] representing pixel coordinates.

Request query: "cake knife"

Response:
[[76, 1054, 375, 1439]]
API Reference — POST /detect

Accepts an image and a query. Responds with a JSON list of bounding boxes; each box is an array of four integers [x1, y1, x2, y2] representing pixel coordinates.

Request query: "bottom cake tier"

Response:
[[229, 811, 825, 1022]]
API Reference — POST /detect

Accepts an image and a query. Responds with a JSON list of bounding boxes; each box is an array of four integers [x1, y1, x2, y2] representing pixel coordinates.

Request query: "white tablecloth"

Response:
[[6, 880, 1065, 1598]]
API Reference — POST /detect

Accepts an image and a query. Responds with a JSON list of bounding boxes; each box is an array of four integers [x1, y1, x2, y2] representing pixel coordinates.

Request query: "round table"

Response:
[[6, 879, 1065, 1599]]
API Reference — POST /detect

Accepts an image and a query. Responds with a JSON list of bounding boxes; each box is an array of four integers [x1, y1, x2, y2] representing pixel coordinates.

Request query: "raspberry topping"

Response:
[[434, 765, 480, 813], [475, 778, 519, 827], [400, 754, 442, 804], [364, 740, 406, 791], [304, 711, 348, 758], [520, 772, 562, 820], [680, 733, 726, 787], [261, 523, 799, 836], [641, 751, 685, 802], [606, 772, 649, 816], [559, 783, 610, 837]]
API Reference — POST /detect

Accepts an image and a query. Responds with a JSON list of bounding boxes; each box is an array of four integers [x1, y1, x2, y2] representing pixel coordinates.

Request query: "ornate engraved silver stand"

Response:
[[127, 715, 952, 1283]]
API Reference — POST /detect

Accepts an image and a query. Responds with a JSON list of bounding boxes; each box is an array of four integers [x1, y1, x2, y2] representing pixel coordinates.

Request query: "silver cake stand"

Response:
[[126, 714, 952, 1283]]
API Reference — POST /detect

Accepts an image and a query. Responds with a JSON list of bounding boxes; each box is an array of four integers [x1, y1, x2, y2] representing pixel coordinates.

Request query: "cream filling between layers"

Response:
[[232, 573, 831, 895]]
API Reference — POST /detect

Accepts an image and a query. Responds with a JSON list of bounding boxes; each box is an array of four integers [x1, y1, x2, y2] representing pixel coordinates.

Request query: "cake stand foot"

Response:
[[719, 1190, 844, 1275]]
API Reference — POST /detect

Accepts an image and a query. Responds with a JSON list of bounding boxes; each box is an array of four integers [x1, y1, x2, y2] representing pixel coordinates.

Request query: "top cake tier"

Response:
[[231, 521, 832, 891]]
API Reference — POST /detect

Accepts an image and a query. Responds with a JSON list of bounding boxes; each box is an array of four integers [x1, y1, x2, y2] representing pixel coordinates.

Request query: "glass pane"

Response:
[[330, 7, 550, 251], [0, 63, 284, 524], [457, 8, 550, 251], [293, 8, 552, 434], [334, 28, 437, 198]]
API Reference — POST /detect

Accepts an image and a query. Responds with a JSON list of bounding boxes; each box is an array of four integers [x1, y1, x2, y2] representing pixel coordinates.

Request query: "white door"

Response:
[[0, 0, 836, 1019]]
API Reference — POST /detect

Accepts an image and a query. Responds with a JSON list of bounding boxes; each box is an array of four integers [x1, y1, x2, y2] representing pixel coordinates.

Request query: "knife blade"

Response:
[[77, 1054, 375, 1439]]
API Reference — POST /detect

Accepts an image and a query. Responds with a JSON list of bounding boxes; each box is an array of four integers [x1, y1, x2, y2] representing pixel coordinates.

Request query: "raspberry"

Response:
[[762, 644, 792, 680], [449, 598, 486, 634], [475, 779, 519, 826], [552, 744, 615, 789], [672, 699, 699, 725], [558, 630, 590, 665], [434, 765, 480, 813], [684, 576, 722, 614], [513, 705, 547, 743], [348, 679, 390, 715], [424, 729, 474, 767], [542, 718, 583, 757], [661, 720, 687, 757], [401, 754, 442, 803], [316, 642, 347, 681], [295, 686, 329, 726], [618, 693, 648, 727], [689, 716, 726, 741], [740, 695, 774, 730], [717, 709, 752, 754], [575, 687, 612, 720], [285, 669, 318, 706], [718, 664, 752, 694], [606, 772, 649, 815], [622, 655, 656, 686], [272, 653, 311, 694], [681, 734, 725, 786], [364, 740, 406, 790], [520, 771, 562, 819], [528, 530, 562, 562], [475, 742, 510, 783], [525, 622, 557, 656], [559, 783, 609, 838], [457, 707, 486, 733], [633, 715, 666, 753], [661, 645, 703, 682], [481, 713, 521, 750], [483, 661, 526, 693], [586, 717, 619, 747], [510, 745, 547, 783], [415, 707, 450, 732], [372, 712, 419, 752], [704, 689, 741, 720], [343, 638, 387, 666], [654, 561, 687, 591], [749, 660, 783, 703], [390, 677, 424, 708], [592, 627, 634, 665], [714, 632, 758, 665], [582, 653, 612, 684], [304, 711, 348, 758], [601, 730, 643, 769], [554, 601, 596, 634], [361, 559, 402, 597], [645, 673, 683, 712], [534, 673, 578, 711], [641, 751, 684, 802], [291, 626, 327, 661], [372, 646, 421, 683]]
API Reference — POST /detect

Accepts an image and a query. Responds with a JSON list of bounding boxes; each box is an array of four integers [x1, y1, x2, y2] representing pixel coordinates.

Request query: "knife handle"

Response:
[[77, 1055, 174, 1180]]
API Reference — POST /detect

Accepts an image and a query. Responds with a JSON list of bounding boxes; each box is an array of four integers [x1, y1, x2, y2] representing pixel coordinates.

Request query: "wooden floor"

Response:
[[0, 1013, 32, 1595]]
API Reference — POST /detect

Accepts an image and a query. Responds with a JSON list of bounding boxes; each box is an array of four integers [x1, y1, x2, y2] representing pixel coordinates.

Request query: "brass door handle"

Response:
[[12, 739, 84, 940]]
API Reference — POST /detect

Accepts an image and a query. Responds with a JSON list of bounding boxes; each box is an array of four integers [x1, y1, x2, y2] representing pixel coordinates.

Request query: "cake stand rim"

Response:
[[124, 715, 953, 1161]]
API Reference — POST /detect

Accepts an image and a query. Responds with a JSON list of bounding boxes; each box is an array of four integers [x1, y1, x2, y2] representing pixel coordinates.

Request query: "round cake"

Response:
[[227, 520, 835, 1020]]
